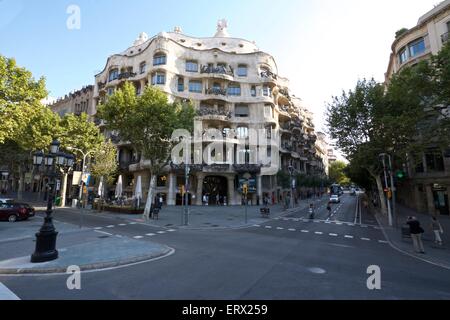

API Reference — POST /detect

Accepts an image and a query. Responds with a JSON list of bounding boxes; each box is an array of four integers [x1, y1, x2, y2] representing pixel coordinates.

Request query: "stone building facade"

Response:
[[48, 85, 95, 117], [92, 22, 325, 206], [385, 0, 450, 216]]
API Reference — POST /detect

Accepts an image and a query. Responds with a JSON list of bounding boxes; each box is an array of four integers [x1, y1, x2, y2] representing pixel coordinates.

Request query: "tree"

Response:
[[0, 55, 47, 144], [329, 161, 350, 185], [97, 82, 195, 216], [90, 140, 118, 199]]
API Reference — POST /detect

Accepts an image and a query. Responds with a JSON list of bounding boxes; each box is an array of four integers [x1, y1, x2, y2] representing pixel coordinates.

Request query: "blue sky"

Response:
[[0, 0, 441, 137]]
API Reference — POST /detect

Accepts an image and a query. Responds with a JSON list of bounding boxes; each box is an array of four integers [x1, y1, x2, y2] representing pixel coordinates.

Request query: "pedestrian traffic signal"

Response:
[[396, 170, 406, 179]]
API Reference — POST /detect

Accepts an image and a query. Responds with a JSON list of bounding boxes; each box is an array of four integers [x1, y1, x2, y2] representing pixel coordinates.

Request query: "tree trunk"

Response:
[[17, 165, 24, 201], [60, 172, 68, 207], [144, 174, 157, 218], [374, 174, 387, 216]]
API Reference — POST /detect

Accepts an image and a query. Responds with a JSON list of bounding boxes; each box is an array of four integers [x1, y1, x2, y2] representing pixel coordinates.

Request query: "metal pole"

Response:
[[387, 154, 397, 228], [245, 191, 248, 224], [381, 155, 393, 226], [184, 163, 189, 226]]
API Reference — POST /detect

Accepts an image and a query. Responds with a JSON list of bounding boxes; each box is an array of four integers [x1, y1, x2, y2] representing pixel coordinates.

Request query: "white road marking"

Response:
[[94, 227, 103, 230], [378, 240, 389, 244], [157, 231, 166, 234], [329, 233, 338, 237], [276, 227, 284, 230], [288, 228, 296, 232], [301, 230, 309, 233], [344, 235, 354, 239], [0, 283, 20, 300], [129, 222, 137, 225], [133, 236, 144, 239], [265, 226, 272, 229], [94, 230, 113, 236], [146, 233, 156, 237], [315, 232, 323, 235], [118, 224, 127, 226], [361, 225, 369, 228], [167, 229, 176, 232], [361, 238, 371, 241], [106, 225, 115, 228]]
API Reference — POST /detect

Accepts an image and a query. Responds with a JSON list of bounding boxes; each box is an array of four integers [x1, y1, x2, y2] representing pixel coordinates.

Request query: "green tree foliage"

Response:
[[58, 113, 103, 154], [329, 161, 350, 185], [90, 140, 118, 195], [0, 55, 48, 144], [97, 82, 195, 215]]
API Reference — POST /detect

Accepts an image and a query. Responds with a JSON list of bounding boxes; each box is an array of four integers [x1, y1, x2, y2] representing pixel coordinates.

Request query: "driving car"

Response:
[[329, 194, 340, 204], [0, 198, 14, 205], [0, 202, 35, 222]]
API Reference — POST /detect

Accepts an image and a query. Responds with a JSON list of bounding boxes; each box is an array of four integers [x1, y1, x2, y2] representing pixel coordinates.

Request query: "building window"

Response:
[[264, 105, 273, 118], [107, 87, 115, 96], [236, 127, 249, 139], [108, 69, 119, 82], [425, 149, 445, 172], [227, 84, 241, 96], [235, 104, 249, 118], [186, 60, 198, 72], [409, 38, 426, 58], [398, 47, 408, 64], [153, 53, 167, 66], [237, 64, 248, 77], [263, 85, 271, 97], [152, 72, 166, 85], [139, 62, 146, 74], [251, 86, 256, 97], [189, 80, 203, 93], [178, 77, 184, 92]]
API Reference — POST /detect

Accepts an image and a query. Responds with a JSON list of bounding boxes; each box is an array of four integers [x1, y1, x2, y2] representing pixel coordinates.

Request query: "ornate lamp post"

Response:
[[31, 139, 74, 263]]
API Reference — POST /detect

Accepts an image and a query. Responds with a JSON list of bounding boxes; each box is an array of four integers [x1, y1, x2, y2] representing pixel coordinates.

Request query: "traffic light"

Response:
[[396, 170, 406, 179]]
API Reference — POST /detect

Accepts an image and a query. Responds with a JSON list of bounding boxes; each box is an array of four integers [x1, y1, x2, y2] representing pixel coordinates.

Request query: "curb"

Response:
[[374, 213, 450, 271], [0, 247, 175, 275]]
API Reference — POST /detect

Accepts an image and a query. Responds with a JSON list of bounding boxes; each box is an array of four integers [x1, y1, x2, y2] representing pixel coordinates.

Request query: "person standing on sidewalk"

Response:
[[431, 215, 444, 246], [407, 216, 426, 254]]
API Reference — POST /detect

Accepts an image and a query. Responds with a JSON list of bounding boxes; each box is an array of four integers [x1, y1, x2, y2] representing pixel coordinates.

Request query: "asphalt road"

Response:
[[1, 194, 450, 300]]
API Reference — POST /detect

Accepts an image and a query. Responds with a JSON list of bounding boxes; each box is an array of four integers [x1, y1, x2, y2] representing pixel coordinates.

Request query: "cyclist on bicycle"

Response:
[[309, 203, 315, 220]]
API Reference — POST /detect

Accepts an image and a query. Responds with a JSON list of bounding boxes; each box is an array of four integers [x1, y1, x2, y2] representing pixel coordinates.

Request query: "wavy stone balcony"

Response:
[[196, 107, 232, 122], [200, 65, 234, 81]]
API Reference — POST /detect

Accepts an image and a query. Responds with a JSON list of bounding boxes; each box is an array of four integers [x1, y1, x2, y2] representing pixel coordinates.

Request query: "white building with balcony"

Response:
[[93, 21, 321, 206]]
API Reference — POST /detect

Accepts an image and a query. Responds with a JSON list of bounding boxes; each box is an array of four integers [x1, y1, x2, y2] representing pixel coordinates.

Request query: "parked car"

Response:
[[329, 194, 340, 204], [0, 203, 35, 222], [0, 198, 14, 205]]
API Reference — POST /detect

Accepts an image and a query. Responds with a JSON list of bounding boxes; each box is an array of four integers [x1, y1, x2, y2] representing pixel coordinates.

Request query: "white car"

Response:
[[329, 195, 340, 203]]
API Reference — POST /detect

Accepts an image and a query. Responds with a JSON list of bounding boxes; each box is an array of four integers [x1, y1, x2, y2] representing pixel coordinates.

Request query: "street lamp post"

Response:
[[288, 165, 295, 209], [67, 147, 92, 208], [31, 140, 74, 263]]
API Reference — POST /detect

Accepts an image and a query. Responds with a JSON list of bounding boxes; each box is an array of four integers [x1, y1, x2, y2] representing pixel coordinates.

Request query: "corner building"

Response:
[[93, 22, 323, 206]]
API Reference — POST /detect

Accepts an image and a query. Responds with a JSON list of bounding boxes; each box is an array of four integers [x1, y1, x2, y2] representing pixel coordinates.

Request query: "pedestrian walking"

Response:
[[407, 216, 425, 254], [309, 203, 315, 219], [431, 215, 444, 246], [326, 202, 332, 220]]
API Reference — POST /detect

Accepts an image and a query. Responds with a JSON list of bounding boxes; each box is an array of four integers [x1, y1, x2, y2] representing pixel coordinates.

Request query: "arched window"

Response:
[[108, 69, 119, 82], [153, 52, 167, 66], [178, 77, 184, 92]]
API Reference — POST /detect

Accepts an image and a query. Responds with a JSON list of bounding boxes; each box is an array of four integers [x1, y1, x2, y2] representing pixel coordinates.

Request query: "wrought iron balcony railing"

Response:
[[260, 70, 278, 80], [118, 72, 137, 80], [200, 65, 234, 76], [197, 107, 232, 118], [206, 87, 227, 96]]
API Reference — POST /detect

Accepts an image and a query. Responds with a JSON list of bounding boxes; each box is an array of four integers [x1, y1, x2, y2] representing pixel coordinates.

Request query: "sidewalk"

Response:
[[68, 197, 322, 230], [372, 203, 450, 269]]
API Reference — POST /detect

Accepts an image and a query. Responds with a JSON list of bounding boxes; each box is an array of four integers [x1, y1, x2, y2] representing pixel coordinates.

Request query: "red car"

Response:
[[0, 203, 35, 222]]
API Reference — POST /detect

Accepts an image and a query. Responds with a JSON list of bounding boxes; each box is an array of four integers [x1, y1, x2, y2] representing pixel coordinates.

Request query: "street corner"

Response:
[[0, 237, 175, 275]]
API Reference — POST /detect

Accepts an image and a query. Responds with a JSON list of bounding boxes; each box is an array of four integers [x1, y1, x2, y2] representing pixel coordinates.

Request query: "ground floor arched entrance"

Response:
[[203, 176, 228, 206]]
